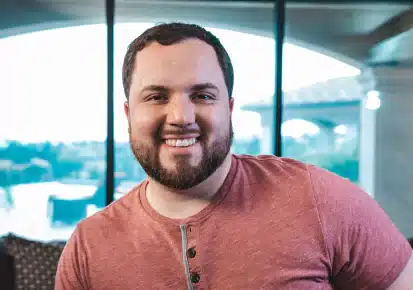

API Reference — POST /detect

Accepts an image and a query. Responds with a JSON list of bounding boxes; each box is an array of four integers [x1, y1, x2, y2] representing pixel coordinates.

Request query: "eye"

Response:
[[193, 93, 214, 101], [148, 94, 167, 102]]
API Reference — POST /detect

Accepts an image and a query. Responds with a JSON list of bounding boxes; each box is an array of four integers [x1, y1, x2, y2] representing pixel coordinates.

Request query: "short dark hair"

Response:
[[122, 22, 234, 100]]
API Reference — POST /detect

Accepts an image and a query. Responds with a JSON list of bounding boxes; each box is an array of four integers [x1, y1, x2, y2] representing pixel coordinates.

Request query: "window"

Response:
[[281, 42, 361, 184], [2, 1, 410, 241], [0, 24, 107, 241], [283, 2, 413, 238]]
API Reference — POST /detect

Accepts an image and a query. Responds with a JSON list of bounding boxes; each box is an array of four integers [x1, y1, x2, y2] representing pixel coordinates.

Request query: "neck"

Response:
[[146, 153, 233, 219]]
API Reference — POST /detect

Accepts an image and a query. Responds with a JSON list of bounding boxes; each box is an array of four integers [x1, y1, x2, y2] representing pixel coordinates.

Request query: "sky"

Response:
[[0, 23, 360, 144]]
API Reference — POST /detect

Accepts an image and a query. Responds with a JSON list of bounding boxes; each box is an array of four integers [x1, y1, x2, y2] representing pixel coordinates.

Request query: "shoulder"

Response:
[[75, 182, 144, 240], [233, 153, 357, 195], [56, 182, 146, 287], [233, 154, 309, 178], [304, 163, 374, 218], [301, 163, 412, 289], [232, 154, 383, 227], [62, 182, 145, 258]]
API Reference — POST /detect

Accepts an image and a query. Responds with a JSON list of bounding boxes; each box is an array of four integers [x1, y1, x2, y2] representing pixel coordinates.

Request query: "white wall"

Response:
[[371, 66, 413, 238]]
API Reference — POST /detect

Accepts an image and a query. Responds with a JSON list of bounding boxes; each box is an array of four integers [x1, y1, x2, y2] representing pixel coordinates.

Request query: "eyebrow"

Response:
[[190, 83, 219, 93], [140, 82, 220, 95]]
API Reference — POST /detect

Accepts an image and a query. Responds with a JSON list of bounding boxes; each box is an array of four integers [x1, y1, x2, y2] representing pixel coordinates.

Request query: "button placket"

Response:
[[186, 224, 203, 288]]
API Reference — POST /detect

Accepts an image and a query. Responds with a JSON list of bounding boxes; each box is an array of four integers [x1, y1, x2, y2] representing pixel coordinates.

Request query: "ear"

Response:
[[124, 101, 130, 119], [229, 97, 235, 113]]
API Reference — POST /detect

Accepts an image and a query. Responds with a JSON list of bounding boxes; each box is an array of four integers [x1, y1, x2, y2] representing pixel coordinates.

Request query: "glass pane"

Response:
[[284, 2, 413, 238], [0, 5, 106, 241], [114, 1, 275, 199]]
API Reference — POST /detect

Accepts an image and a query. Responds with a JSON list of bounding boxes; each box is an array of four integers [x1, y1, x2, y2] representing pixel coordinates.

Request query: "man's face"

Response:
[[125, 39, 234, 190]]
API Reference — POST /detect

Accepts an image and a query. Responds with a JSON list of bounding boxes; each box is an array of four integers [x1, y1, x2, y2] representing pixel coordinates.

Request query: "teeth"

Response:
[[165, 138, 197, 147]]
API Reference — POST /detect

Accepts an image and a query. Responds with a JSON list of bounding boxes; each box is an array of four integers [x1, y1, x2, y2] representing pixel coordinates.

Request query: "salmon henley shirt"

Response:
[[55, 154, 412, 289]]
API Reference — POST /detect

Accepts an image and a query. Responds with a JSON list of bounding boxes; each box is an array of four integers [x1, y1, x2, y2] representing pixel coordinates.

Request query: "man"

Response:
[[55, 23, 413, 289]]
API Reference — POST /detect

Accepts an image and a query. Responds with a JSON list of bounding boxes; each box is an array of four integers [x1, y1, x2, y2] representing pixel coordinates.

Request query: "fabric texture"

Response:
[[0, 239, 14, 290], [3, 234, 64, 290], [55, 154, 412, 290]]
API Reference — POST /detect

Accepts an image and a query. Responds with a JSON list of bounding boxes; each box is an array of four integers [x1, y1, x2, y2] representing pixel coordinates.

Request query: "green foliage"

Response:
[[0, 134, 359, 187]]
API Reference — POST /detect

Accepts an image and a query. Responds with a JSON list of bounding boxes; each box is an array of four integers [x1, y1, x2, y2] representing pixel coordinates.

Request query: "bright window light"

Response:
[[282, 119, 320, 139], [0, 23, 361, 143], [366, 90, 381, 110], [334, 124, 347, 135]]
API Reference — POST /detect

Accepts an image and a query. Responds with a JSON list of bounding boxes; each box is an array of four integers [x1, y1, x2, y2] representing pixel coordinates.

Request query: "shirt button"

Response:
[[190, 272, 200, 284], [187, 247, 196, 258]]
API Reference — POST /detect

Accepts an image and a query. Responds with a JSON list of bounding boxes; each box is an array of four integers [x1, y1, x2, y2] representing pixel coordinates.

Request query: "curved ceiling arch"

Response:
[[0, 1, 364, 72]]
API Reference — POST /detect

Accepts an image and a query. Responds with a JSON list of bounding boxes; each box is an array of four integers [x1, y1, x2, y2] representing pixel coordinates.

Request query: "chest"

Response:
[[87, 213, 331, 290]]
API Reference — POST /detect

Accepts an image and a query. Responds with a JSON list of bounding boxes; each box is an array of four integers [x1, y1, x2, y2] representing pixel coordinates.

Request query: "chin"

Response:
[[162, 156, 201, 169]]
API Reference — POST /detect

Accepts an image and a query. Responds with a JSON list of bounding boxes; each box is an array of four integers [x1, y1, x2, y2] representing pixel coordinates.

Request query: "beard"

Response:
[[129, 122, 233, 190]]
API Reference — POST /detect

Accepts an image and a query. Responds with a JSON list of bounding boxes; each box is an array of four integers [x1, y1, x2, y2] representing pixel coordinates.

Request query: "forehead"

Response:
[[131, 39, 226, 91]]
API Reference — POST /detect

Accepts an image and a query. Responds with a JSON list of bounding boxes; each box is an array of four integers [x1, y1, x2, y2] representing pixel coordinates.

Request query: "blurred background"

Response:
[[0, 0, 412, 242]]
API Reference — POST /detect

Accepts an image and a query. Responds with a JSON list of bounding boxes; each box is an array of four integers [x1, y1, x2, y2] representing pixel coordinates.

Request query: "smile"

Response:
[[164, 138, 198, 147]]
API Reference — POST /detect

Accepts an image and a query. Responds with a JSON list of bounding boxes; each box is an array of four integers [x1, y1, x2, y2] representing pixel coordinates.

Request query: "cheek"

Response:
[[197, 109, 231, 138], [129, 108, 163, 137]]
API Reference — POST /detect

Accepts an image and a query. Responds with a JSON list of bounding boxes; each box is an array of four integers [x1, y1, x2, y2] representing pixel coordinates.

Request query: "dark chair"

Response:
[[0, 234, 65, 289], [0, 240, 14, 290]]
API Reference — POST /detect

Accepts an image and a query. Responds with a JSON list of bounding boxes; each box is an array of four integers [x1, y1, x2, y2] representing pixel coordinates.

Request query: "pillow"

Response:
[[2, 234, 64, 290]]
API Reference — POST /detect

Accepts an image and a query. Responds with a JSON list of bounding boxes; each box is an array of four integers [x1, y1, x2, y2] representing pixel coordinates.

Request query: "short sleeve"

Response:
[[55, 226, 88, 290], [308, 165, 412, 290]]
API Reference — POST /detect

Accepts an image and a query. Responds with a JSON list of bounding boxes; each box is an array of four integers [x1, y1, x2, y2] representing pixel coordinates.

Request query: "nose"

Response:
[[166, 94, 196, 127]]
